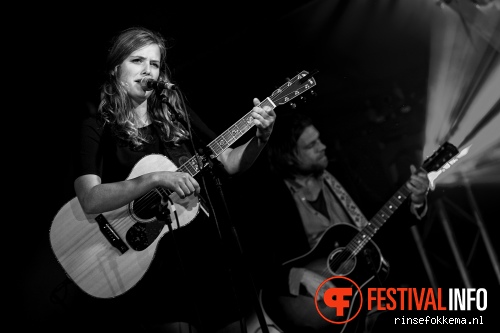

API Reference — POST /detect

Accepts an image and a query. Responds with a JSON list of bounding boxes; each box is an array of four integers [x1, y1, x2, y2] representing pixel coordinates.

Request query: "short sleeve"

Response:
[[73, 116, 105, 180]]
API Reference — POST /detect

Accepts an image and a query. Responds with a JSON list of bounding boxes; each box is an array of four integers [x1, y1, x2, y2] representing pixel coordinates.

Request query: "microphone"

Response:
[[140, 77, 177, 91]]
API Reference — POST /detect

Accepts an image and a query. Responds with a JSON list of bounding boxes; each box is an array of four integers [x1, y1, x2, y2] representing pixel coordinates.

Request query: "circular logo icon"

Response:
[[314, 276, 363, 324]]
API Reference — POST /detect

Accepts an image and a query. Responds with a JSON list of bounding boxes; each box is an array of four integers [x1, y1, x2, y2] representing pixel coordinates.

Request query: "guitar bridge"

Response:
[[95, 214, 129, 254]]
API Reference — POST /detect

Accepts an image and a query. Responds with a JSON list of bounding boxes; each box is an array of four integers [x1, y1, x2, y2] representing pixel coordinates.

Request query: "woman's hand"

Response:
[[155, 171, 200, 198], [251, 97, 276, 143]]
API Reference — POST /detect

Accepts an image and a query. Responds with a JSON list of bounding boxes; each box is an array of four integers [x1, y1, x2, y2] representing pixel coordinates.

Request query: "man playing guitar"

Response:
[[245, 110, 430, 333]]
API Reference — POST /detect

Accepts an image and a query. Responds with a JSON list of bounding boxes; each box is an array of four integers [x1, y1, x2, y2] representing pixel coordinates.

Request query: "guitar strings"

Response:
[[101, 185, 171, 236], [123, 160, 191, 217], [318, 208, 400, 277], [317, 227, 381, 277], [321, 200, 400, 276], [319, 179, 413, 276]]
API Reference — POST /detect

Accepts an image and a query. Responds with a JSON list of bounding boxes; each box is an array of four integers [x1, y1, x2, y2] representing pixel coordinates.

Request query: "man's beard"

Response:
[[296, 162, 327, 178]]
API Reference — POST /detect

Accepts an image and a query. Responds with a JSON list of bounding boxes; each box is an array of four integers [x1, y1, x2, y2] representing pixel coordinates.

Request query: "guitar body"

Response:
[[261, 224, 390, 333], [49, 154, 200, 299]]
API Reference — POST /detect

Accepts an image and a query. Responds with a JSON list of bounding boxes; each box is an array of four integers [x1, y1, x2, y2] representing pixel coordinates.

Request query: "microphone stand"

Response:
[[200, 147, 270, 333], [158, 92, 211, 331], [160, 91, 269, 333], [155, 197, 201, 332]]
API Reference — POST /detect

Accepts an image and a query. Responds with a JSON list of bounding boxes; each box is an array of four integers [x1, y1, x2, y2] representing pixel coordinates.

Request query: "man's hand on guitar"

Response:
[[303, 269, 336, 301], [289, 268, 335, 301], [407, 165, 430, 205]]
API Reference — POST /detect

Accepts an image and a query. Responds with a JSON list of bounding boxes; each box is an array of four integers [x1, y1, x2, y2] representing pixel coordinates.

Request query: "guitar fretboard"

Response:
[[180, 97, 276, 177], [346, 184, 412, 256]]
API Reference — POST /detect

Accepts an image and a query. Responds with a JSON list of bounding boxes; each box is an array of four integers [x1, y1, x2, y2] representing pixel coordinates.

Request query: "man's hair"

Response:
[[266, 110, 314, 179]]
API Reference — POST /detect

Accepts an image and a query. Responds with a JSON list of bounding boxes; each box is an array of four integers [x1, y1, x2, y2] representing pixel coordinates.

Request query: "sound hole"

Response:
[[126, 190, 168, 251], [129, 191, 163, 221], [328, 247, 356, 276]]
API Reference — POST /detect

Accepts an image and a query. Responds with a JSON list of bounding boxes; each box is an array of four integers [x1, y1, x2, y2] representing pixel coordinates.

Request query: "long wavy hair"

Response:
[[98, 26, 189, 148], [266, 111, 314, 179]]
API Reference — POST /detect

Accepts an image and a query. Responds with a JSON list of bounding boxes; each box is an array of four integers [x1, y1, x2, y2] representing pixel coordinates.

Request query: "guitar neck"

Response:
[[346, 183, 412, 256], [344, 142, 461, 257], [207, 97, 276, 160], [178, 97, 276, 177]]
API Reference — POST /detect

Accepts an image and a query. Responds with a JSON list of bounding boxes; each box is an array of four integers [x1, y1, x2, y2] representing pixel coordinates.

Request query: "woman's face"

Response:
[[118, 43, 161, 106]]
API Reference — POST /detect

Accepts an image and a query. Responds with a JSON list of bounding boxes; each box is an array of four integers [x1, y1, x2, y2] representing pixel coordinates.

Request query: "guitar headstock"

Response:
[[270, 70, 317, 106], [422, 142, 459, 173]]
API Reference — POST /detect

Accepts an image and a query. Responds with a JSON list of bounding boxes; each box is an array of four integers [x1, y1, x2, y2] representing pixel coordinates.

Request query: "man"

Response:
[[239, 110, 429, 333]]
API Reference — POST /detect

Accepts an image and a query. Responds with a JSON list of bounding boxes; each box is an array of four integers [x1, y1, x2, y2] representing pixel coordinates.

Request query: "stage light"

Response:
[[423, 1, 500, 188]]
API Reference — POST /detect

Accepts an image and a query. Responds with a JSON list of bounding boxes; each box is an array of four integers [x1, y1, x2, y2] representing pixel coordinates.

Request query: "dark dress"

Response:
[[69, 111, 248, 333]]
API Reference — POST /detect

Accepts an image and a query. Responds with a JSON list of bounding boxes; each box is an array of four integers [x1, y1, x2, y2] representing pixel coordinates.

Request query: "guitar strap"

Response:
[[323, 171, 369, 229]]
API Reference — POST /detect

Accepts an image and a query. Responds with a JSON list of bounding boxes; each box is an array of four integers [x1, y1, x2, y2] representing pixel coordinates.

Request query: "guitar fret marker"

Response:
[[189, 159, 200, 173], [218, 139, 228, 148]]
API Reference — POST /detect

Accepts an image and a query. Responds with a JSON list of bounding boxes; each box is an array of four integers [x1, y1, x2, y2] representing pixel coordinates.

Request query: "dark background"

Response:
[[12, 0, 499, 332]]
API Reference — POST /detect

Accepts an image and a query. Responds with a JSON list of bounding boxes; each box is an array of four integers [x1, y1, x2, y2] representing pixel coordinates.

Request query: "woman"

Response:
[[73, 26, 276, 333]]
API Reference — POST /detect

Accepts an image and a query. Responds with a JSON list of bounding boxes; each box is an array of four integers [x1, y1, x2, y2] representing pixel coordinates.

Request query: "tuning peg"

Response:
[[290, 102, 297, 109]]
